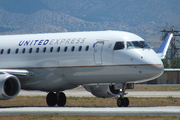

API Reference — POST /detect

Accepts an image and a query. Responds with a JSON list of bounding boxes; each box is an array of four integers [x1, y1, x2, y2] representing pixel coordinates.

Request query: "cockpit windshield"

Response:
[[126, 41, 151, 49]]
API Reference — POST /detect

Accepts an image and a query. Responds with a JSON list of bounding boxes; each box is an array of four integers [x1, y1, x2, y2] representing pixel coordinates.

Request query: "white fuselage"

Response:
[[0, 31, 163, 92]]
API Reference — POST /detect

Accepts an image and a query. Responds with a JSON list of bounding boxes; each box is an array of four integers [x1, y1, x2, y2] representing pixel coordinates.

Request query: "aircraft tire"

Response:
[[57, 92, 66, 107], [46, 92, 57, 107], [117, 98, 123, 107], [123, 97, 129, 107]]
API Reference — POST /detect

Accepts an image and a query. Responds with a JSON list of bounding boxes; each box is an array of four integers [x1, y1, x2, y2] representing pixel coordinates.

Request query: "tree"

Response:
[[162, 59, 169, 68], [170, 57, 180, 68]]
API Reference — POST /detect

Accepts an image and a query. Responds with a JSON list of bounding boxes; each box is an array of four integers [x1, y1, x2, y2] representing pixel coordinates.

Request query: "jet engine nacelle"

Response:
[[84, 85, 120, 98], [0, 72, 21, 100]]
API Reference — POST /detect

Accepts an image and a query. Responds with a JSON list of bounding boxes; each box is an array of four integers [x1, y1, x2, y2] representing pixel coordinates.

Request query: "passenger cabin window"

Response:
[[79, 46, 82, 51], [36, 48, 39, 53], [113, 42, 124, 50], [85, 46, 89, 51], [127, 41, 151, 49], [1, 49, 3, 54], [43, 47, 46, 53], [57, 47, 60, 52], [29, 48, 33, 53], [7, 49, 11, 54], [71, 46, 75, 52], [22, 48, 26, 53], [64, 46, 68, 52], [15, 49, 19, 54], [50, 47, 53, 52]]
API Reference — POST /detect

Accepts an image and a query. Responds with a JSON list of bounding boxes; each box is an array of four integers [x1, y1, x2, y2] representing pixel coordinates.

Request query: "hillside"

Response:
[[0, 0, 179, 49]]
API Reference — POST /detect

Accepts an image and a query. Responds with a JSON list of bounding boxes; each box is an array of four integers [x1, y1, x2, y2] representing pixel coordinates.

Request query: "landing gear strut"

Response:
[[46, 92, 66, 107]]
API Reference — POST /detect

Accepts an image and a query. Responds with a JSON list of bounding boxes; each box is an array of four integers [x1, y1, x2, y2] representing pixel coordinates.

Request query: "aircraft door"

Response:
[[94, 42, 104, 65]]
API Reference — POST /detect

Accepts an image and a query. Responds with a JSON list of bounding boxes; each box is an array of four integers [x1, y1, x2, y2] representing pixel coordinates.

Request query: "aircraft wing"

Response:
[[164, 69, 180, 72], [0, 69, 36, 76], [156, 33, 173, 59]]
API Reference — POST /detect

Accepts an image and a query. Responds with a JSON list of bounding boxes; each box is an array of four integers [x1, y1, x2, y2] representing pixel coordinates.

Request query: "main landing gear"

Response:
[[46, 92, 66, 107]]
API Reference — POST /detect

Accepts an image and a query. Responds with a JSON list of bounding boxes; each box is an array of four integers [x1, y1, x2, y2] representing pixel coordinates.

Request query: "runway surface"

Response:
[[19, 89, 180, 98], [0, 107, 180, 116], [4, 87, 180, 116]]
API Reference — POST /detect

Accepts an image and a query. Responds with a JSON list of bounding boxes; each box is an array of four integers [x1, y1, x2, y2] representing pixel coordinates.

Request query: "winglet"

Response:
[[156, 33, 173, 59]]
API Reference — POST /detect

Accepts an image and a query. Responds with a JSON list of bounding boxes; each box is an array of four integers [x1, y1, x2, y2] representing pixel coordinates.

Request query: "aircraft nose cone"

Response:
[[156, 63, 164, 75], [140, 50, 164, 80], [147, 60, 164, 80]]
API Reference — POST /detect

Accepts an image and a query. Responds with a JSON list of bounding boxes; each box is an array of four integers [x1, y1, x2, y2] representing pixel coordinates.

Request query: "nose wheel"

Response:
[[117, 97, 129, 107], [46, 92, 66, 107]]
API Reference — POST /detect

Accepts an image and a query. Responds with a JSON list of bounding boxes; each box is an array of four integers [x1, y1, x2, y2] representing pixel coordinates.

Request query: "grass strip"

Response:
[[127, 85, 180, 91], [0, 96, 180, 107]]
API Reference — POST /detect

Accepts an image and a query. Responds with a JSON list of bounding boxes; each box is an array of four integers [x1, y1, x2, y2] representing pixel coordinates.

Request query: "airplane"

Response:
[[0, 30, 172, 107]]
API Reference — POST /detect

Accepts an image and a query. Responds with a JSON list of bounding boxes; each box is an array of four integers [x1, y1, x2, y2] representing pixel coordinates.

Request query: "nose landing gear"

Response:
[[117, 97, 129, 107], [115, 83, 132, 107], [46, 92, 66, 107]]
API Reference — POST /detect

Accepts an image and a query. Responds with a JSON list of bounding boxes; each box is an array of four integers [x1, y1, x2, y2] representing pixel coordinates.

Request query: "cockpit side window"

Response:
[[113, 42, 125, 50]]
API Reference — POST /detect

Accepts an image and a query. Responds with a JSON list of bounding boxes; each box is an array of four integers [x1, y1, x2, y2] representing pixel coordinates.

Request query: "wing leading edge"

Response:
[[0, 69, 36, 76]]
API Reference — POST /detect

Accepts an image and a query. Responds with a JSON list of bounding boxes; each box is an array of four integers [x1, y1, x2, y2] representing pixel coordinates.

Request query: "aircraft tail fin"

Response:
[[156, 33, 173, 59]]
